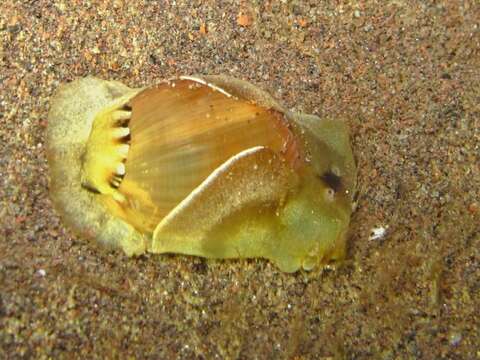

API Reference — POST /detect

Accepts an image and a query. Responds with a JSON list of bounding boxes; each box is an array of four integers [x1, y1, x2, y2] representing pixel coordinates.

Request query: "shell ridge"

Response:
[[154, 146, 266, 234]]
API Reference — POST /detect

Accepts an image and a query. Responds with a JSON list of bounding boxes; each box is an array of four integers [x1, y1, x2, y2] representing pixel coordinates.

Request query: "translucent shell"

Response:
[[47, 75, 356, 272], [115, 78, 300, 232]]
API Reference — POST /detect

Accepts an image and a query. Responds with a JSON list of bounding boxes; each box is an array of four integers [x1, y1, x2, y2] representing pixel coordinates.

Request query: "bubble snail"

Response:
[[47, 75, 356, 273]]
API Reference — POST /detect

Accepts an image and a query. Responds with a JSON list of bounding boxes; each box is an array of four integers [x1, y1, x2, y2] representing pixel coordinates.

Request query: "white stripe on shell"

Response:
[[153, 146, 265, 235], [179, 75, 233, 98]]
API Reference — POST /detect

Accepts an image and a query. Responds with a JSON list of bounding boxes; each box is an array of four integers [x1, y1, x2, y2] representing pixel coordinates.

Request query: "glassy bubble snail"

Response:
[[47, 75, 356, 273]]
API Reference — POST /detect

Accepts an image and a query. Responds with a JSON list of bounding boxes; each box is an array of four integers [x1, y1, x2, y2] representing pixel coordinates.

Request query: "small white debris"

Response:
[[37, 269, 46, 277], [369, 225, 388, 240]]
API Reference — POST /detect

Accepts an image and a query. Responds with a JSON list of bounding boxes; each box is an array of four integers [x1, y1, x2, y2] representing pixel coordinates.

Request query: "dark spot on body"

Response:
[[320, 170, 342, 192], [81, 182, 101, 194], [109, 179, 120, 189], [115, 118, 130, 127], [119, 133, 131, 144], [109, 174, 123, 188]]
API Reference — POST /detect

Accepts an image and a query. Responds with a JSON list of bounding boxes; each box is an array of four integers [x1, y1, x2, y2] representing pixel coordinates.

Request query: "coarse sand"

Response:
[[1, 1, 479, 358]]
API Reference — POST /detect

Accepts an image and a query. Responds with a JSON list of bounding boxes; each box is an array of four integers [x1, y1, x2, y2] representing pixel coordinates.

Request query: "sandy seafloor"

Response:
[[0, 1, 479, 358]]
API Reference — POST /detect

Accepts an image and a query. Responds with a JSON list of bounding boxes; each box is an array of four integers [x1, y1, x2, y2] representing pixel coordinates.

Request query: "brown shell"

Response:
[[112, 78, 302, 233]]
